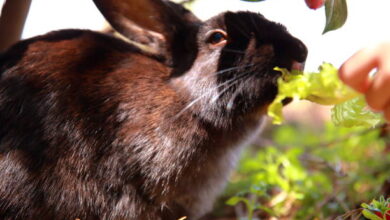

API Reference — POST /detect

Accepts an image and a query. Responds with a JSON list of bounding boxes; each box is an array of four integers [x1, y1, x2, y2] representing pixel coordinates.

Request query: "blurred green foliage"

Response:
[[217, 122, 390, 219]]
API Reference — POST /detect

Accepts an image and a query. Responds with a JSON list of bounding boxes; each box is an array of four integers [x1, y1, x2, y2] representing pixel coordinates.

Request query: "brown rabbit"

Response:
[[0, 0, 307, 219]]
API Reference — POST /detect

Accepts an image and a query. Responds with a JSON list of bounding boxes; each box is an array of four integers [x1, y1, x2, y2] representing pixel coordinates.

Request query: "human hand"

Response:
[[339, 42, 390, 121]]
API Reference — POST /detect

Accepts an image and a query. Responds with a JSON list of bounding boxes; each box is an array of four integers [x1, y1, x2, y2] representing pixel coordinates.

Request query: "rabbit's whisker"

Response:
[[221, 48, 246, 54], [200, 64, 254, 82], [249, 14, 261, 37], [171, 64, 254, 103], [177, 64, 252, 88], [226, 73, 253, 110], [173, 70, 252, 120], [210, 71, 251, 104], [230, 21, 251, 39]]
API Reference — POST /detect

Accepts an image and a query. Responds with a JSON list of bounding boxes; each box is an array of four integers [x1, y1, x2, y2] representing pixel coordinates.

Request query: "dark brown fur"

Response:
[[0, 0, 307, 219]]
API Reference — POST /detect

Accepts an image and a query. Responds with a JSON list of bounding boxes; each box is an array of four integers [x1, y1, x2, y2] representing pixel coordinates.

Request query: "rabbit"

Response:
[[0, 0, 307, 219]]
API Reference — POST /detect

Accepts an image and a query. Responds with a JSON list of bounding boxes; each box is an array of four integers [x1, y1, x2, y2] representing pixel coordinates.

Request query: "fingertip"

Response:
[[384, 106, 390, 122], [338, 49, 379, 93], [338, 64, 369, 93], [365, 69, 390, 111], [366, 92, 388, 112], [365, 93, 382, 111], [338, 65, 347, 82], [359, 79, 371, 93], [338, 63, 355, 88]]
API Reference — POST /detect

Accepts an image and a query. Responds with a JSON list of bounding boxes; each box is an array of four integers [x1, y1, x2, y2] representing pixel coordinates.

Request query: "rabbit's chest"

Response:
[[170, 116, 266, 218]]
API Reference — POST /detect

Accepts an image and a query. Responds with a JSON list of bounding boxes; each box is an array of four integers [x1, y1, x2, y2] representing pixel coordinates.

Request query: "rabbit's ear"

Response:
[[93, 0, 200, 65]]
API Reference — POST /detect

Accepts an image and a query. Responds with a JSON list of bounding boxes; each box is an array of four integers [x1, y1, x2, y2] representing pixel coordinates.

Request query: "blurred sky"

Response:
[[17, 0, 390, 71]]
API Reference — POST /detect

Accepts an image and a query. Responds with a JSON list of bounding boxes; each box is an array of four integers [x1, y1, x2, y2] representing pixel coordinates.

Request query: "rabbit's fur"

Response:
[[0, 0, 307, 219]]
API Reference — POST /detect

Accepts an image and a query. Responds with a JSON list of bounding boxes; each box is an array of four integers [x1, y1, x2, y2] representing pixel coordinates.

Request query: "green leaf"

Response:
[[267, 63, 359, 124], [331, 96, 384, 128], [362, 203, 371, 209], [268, 63, 383, 127], [240, 0, 266, 2], [226, 196, 247, 206], [323, 0, 348, 34], [362, 209, 383, 220]]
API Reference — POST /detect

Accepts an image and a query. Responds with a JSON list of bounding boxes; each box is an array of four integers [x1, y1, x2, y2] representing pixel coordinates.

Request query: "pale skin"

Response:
[[339, 42, 390, 121]]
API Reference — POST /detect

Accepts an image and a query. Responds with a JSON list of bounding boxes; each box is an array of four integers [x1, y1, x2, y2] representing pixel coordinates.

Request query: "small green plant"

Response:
[[362, 196, 390, 220], [222, 122, 390, 219], [226, 183, 276, 220]]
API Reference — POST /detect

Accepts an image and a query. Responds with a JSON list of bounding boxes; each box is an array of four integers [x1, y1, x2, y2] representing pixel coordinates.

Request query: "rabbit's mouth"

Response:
[[291, 61, 305, 72], [269, 60, 305, 79], [271, 60, 306, 106], [212, 41, 307, 112], [272, 57, 306, 73]]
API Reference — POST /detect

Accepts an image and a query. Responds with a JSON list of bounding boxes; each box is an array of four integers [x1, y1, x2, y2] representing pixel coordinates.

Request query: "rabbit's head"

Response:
[[94, 0, 307, 127]]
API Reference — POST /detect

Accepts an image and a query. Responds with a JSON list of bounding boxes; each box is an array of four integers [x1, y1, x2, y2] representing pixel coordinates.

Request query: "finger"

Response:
[[339, 48, 378, 93], [365, 69, 390, 111], [384, 105, 390, 122]]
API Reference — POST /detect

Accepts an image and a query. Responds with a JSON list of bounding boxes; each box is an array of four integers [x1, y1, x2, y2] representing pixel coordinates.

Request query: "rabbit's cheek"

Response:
[[250, 44, 276, 75], [170, 50, 221, 100]]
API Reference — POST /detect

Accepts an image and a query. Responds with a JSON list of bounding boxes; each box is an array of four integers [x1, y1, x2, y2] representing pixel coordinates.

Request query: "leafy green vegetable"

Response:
[[267, 63, 383, 127], [332, 96, 384, 128], [323, 0, 348, 34], [268, 63, 358, 124]]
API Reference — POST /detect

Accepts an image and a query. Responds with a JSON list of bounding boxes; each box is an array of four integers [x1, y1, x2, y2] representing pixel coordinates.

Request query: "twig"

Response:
[[178, 0, 196, 5], [335, 208, 363, 220]]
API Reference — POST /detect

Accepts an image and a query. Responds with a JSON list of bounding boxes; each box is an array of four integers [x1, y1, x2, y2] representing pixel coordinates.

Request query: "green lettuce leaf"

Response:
[[267, 63, 383, 127], [331, 96, 384, 127]]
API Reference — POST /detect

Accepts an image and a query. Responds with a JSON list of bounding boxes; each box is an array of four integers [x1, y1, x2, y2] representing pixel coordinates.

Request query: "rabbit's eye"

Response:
[[206, 30, 227, 46]]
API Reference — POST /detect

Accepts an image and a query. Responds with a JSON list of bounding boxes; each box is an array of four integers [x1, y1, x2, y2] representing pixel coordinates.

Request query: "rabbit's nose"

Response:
[[291, 61, 305, 72]]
